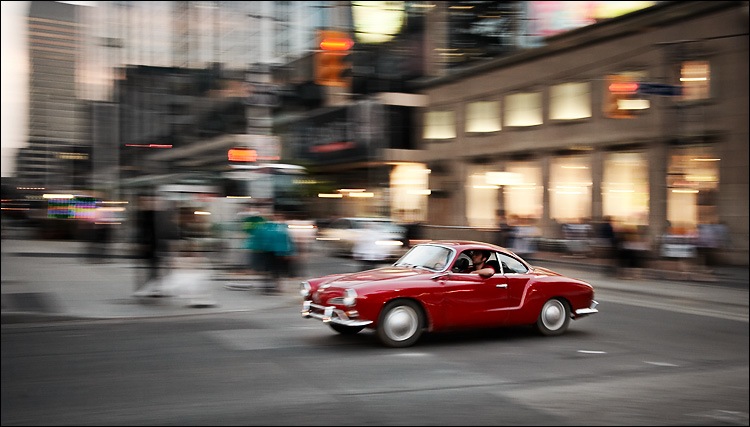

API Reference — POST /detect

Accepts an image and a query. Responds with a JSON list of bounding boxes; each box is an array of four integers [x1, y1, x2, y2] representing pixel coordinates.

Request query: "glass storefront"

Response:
[[549, 155, 592, 223], [667, 145, 720, 233], [602, 151, 649, 226]]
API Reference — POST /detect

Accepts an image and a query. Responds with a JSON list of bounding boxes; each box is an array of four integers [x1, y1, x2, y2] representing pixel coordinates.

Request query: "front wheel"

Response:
[[536, 298, 571, 336], [329, 323, 365, 335], [376, 300, 424, 348]]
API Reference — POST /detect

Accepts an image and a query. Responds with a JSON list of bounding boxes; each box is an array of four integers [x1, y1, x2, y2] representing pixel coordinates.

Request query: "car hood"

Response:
[[319, 266, 425, 288]]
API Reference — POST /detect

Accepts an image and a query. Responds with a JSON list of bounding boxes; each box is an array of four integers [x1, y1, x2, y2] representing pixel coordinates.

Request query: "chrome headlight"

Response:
[[342, 288, 357, 307], [299, 281, 311, 298]]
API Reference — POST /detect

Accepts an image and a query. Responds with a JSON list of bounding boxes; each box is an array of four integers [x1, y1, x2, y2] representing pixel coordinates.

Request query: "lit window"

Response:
[[390, 163, 430, 222], [505, 92, 542, 127], [466, 101, 501, 133], [423, 110, 456, 140], [503, 163, 543, 219], [602, 152, 649, 226], [550, 156, 592, 222], [667, 146, 720, 231], [550, 82, 592, 120], [466, 170, 498, 228], [680, 60, 710, 101]]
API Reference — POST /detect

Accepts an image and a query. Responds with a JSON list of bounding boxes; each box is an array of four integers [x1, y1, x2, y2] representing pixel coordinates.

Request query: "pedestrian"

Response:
[[495, 210, 512, 248], [241, 208, 267, 275], [255, 212, 296, 294], [133, 194, 178, 297], [85, 198, 111, 263]]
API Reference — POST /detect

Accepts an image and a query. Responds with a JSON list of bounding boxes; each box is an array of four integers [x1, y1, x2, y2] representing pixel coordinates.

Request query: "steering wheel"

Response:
[[452, 257, 469, 273]]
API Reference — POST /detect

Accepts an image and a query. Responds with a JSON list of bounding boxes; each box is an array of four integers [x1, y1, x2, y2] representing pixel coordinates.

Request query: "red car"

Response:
[[301, 240, 599, 347]]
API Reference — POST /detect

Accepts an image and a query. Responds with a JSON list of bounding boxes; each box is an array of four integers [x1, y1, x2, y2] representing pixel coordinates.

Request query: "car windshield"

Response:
[[393, 244, 453, 271]]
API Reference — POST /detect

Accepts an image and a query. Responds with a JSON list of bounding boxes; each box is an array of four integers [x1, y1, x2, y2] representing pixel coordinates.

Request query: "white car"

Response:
[[316, 217, 406, 259], [286, 219, 318, 253]]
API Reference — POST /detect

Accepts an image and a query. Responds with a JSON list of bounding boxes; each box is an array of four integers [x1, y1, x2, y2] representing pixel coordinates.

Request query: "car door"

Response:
[[442, 251, 511, 328], [496, 252, 534, 313]]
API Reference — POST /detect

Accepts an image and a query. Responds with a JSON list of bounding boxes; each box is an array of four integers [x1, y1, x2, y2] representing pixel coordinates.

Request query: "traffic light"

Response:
[[314, 30, 354, 87], [604, 76, 650, 118]]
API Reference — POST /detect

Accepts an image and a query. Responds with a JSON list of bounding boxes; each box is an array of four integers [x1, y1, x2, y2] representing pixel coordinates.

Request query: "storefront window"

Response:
[[390, 163, 430, 222], [503, 162, 543, 220], [423, 110, 456, 140], [466, 101, 501, 133], [550, 82, 592, 120], [667, 146, 720, 233], [602, 152, 649, 225], [550, 155, 592, 222], [466, 168, 498, 228]]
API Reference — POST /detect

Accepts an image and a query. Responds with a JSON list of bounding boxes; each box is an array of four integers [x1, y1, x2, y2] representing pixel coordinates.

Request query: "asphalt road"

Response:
[[2, 293, 748, 426]]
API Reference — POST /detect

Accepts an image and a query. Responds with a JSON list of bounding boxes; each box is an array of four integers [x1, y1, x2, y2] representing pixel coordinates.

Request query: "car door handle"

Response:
[[496, 284, 508, 289]]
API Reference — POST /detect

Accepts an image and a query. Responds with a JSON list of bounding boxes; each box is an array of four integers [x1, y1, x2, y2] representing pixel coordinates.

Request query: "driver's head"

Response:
[[470, 250, 490, 262]]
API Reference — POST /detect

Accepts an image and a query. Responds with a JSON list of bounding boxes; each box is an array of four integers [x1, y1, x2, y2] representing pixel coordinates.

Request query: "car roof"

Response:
[[419, 240, 505, 252]]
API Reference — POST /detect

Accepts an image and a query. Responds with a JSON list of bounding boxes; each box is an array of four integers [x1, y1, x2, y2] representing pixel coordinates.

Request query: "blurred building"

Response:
[[415, 1, 748, 265], [16, 1, 89, 192], [11, 1, 748, 266], [14, 1, 346, 195]]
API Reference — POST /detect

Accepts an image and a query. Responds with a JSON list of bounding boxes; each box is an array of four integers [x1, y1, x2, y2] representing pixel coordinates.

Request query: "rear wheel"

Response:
[[376, 300, 423, 348], [536, 298, 571, 336], [329, 323, 365, 335]]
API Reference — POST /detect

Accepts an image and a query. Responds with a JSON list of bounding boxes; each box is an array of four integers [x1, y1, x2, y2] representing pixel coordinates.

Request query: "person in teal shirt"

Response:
[[255, 213, 296, 293]]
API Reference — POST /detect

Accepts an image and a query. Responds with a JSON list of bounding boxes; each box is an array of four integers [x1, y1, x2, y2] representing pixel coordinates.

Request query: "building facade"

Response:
[[415, 1, 748, 265]]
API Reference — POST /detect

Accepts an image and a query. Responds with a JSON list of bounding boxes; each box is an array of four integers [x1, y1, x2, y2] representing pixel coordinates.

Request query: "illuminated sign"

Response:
[[352, 1, 405, 44], [228, 147, 257, 162], [528, 1, 656, 38]]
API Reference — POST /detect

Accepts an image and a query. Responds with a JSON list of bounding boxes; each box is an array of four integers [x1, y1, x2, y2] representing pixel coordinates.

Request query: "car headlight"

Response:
[[299, 281, 311, 298], [342, 288, 357, 307]]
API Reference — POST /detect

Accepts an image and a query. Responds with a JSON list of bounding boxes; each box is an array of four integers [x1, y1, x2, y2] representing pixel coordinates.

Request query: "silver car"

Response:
[[316, 217, 406, 259]]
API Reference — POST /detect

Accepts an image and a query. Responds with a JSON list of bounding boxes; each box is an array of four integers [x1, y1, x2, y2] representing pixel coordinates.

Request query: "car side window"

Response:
[[451, 253, 470, 272], [498, 253, 528, 274], [485, 253, 501, 274]]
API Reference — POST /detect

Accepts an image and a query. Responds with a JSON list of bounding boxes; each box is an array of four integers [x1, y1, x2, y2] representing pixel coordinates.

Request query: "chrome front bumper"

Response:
[[574, 300, 599, 318], [301, 300, 373, 327]]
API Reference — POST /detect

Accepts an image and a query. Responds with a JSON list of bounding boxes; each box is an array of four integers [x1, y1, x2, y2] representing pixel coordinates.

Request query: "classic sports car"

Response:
[[300, 240, 598, 347]]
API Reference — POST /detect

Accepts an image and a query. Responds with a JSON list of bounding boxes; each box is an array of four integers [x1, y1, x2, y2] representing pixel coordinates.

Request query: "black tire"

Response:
[[329, 323, 365, 335], [536, 298, 571, 336], [376, 299, 424, 348]]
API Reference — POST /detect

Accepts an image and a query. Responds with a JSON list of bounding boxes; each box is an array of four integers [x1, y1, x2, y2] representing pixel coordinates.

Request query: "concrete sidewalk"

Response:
[[2, 238, 748, 324], [1, 238, 302, 323]]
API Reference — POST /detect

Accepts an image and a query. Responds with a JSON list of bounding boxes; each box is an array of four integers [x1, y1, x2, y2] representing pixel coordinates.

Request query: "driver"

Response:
[[462, 250, 497, 275]]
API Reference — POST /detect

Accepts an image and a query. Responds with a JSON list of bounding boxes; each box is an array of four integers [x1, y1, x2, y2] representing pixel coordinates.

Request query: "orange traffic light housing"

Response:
[[228, 147, 257, 163], [315, 30, 353, 87]]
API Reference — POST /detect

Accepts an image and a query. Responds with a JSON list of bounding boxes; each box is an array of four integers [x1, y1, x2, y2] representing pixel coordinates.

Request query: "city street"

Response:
[[2, 237, 748, 425], [2, 294, 747, 426]]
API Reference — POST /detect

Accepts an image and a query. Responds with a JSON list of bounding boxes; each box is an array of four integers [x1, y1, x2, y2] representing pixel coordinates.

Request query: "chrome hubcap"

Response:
[[385, 306, 418, 342], [542, 300, 565, 330]]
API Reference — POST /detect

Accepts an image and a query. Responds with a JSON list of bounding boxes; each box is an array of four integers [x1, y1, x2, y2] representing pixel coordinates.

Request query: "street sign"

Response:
[[637, 82, 682, 96]]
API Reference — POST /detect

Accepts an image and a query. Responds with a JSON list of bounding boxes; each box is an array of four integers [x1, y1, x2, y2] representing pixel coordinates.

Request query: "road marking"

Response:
[[644, 361, 679, 367]]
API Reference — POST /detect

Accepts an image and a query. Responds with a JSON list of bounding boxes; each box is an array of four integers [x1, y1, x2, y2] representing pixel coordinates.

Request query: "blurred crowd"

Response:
[[2, 193, 733, 286]]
